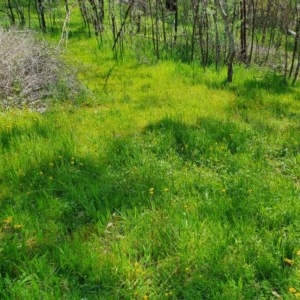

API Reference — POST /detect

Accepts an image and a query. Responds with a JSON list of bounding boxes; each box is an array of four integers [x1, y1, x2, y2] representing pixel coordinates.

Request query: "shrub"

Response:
[[0, 27, 76, 111]]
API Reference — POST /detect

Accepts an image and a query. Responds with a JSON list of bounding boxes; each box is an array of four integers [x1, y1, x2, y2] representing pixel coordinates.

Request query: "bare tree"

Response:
[[36, 0, 46, 32], [240, 0, 246, 62], [214, 0, 236, 82], [77, 0, 104, 36]]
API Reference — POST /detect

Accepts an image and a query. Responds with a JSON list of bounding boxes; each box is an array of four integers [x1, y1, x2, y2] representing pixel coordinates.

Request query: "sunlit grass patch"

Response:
[[1, 35, 300, 299]]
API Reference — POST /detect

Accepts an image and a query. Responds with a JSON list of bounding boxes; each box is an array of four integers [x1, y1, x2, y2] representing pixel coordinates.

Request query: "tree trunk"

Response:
[[27, 0, 31, 28], [248, 0, 257, 64], [213, 11, 220, 72], [214, 0, 236, 82], [36, 0, 46, 32], [112, 0, 134, 51], [240, 0, 247, 63], [6, 0, 16, 25], [174, 0, 178, 44], [289, 11, 300, 78], [191, 0, 200, 61]]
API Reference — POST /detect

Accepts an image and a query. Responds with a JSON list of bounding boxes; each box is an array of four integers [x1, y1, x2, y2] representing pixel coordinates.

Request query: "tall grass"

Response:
[[1, 33, 300, 299]]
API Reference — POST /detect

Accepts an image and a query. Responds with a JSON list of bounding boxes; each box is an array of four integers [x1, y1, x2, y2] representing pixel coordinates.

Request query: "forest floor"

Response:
[[1, 36, 300, 299]]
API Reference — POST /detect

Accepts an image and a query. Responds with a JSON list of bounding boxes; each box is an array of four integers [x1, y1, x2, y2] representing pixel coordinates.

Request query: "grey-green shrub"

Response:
[[0, 27, 76, 110]]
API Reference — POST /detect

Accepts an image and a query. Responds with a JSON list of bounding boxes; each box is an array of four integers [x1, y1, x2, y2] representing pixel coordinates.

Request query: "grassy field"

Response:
[[1, 34, 300, 299]]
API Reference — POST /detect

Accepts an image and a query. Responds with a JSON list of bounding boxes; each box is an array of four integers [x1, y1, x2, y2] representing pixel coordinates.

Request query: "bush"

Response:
[[0, 27, 76, 111]]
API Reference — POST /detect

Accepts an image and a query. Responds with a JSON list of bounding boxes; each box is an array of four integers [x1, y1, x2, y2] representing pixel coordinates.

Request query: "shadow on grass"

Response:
[[1, 116, 253, 241], [205, 70, 293, 97], [224, 73, 300, 127], [0, 121, 173, 295], [0, 120, 53, 151], [144, 116, 253, 159], [1, 115, 298, 299], [240, 74, 290, 95], [1, 126, 171, 234]]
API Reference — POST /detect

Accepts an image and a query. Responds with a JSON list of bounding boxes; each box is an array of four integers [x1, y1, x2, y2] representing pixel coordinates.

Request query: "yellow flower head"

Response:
[[4, 216, 13, 224], [284, 258, 294, 266], [26, 237, 37, 248]]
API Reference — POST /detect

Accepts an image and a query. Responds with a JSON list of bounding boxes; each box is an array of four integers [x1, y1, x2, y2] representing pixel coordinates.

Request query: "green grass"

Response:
[[1, 33, 300, 299]]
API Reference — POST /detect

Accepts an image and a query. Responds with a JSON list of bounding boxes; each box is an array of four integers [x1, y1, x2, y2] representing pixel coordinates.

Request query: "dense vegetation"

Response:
[[1, 0, 300, 82], [1, 1, 300, 299]]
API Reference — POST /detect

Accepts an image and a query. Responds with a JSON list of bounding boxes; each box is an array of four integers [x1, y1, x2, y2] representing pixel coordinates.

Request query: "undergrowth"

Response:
[[1, 33, 300, 299], [0, 28, 80, 111]]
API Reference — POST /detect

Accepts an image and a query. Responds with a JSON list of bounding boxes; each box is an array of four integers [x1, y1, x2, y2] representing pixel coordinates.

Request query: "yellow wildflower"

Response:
[[289, 287, 297, 293], [26, 237, 37, 248], [3, 225, 10, 230], [284, 258, 294, 266], [4, 216, 13, 224], [165, 291, 173, 297]]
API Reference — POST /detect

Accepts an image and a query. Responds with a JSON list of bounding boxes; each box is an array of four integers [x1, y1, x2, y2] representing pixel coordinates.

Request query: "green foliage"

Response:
[[1, 34, 300, 299]]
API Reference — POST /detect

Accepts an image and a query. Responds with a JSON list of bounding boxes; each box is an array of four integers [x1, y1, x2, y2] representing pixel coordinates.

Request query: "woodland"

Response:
[[1, 1, 300, 299]]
